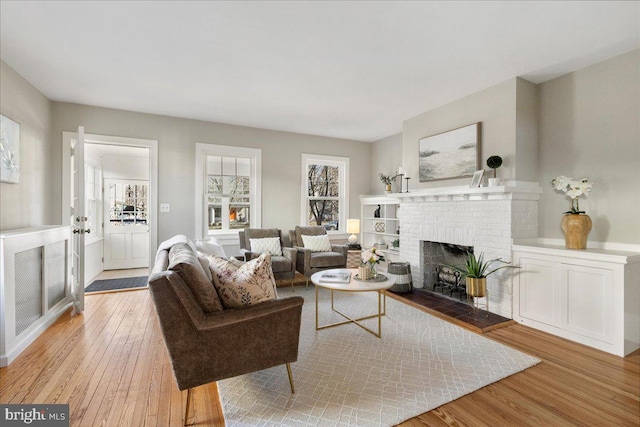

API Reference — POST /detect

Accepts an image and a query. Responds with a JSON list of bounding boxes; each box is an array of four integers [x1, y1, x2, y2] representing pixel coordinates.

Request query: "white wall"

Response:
[[369, 132, 403, 194], [51, 103, 371, 244], [401, 78, 524, 189], [0, 61, 56, 231], [371, 50, 640, 245], [537, 49, 639, 244]]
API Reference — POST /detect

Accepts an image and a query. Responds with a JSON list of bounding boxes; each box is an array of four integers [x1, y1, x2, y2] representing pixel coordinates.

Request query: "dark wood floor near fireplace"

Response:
[[388, 288, 515, 333]]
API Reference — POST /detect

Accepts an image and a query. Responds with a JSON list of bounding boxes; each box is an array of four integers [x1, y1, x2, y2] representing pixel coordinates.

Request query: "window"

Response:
[[301, 154, 349, 234], [107, 182, 148, 226], [195, 144, 261, 238]]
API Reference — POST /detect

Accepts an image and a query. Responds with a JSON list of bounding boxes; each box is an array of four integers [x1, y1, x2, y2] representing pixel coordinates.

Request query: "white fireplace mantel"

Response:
[[387, 181, 542, 203], [390, 181, 542, 319]]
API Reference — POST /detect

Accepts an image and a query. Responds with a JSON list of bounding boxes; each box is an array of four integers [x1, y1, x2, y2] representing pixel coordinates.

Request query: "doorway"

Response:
[[62, 132, 158, 292]]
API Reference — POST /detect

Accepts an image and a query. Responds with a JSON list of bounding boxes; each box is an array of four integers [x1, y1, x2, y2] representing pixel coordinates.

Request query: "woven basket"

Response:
[[387, 262, 412, 293]]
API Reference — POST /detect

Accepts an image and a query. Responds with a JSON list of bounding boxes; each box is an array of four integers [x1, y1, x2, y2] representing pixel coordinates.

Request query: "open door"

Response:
[[70, 126, 87, 314]]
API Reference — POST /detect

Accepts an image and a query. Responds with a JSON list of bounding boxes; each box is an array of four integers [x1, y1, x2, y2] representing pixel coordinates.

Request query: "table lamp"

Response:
[[346, 219, 361, 249]]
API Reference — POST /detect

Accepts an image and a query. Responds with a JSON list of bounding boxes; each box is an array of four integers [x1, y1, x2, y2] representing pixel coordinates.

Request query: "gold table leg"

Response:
[[315, 288, 387, 338]]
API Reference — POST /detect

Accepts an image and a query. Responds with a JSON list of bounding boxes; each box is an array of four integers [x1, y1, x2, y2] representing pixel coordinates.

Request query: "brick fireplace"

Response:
[[393, 182, 541, 318]]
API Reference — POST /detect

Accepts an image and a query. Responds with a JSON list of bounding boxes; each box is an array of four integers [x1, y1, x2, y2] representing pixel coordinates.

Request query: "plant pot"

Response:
[[488, 178, 501, 187], [466, 277, 487, 297], [561, 213, 592, 250], [385, 184, 392, 193]]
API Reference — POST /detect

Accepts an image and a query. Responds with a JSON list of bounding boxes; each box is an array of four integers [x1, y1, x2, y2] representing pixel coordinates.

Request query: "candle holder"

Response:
[[404, 177, 411, 193], [393, 173, 405, 193]]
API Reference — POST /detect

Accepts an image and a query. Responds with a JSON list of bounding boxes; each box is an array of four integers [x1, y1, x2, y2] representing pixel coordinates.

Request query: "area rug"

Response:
[[219, 290, 540, 426], [85, 276, 148, 293]]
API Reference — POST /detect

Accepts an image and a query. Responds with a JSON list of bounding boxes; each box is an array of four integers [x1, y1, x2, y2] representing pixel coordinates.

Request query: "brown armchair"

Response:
[[148, 240, 303, 425], [239, 228, 297, 291], [289, 226, 348, 285]]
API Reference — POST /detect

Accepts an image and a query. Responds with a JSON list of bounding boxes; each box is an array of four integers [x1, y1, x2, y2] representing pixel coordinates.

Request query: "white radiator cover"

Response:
[[0, 226, 73, 366]]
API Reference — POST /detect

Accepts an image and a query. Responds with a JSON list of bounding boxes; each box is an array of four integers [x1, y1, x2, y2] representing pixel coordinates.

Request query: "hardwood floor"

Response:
[[1, 289, 638, 426]]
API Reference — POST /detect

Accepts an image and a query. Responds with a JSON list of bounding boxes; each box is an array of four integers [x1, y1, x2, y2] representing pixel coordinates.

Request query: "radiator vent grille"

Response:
[[15, 247, 43, 335], [47, 241, 67, 309]]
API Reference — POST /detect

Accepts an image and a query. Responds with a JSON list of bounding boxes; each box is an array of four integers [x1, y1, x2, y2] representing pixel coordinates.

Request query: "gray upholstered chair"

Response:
[[239, 228, 297, 292], [148, 239, 303, 425], [289, 225, 348, 285]]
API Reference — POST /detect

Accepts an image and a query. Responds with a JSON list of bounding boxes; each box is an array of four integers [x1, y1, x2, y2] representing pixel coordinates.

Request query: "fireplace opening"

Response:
[[422, 241, 473, 300]]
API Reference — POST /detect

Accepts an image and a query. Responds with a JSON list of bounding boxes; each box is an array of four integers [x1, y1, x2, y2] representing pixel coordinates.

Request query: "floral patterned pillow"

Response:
[[208, 253, 278, 308]]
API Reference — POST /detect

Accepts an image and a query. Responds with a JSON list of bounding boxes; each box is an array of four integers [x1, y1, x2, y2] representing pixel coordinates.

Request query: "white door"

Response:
[[103, 179, 150, 270], [71, 126, 86, 313]]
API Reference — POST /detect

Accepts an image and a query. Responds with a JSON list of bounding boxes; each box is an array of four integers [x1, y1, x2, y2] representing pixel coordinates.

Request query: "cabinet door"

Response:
[[562, 264, 614, 344], [517, 257, 561, 327]]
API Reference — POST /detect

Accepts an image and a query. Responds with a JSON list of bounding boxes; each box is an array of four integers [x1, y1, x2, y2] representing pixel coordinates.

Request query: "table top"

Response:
[[311, 268, 395, 292]]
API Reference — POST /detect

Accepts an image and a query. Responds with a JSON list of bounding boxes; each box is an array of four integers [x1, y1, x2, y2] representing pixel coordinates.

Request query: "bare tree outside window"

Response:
[[307, 164, 340, 229]]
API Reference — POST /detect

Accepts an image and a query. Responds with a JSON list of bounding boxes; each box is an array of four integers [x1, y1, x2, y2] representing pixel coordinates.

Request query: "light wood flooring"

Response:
[[1, 289, 638, 426]]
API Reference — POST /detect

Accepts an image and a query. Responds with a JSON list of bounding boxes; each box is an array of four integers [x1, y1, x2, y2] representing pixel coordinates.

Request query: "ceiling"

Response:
[[1, 1, 638, 142]]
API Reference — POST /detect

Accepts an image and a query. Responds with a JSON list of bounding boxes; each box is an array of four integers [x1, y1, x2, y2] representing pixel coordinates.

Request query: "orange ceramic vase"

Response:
[[561, 214, 592, 249]]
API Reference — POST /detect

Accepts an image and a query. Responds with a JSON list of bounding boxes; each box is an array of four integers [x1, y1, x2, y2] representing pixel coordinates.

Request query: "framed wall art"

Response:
[[0, 114, 20, 183], [418, 122, 481, 182]]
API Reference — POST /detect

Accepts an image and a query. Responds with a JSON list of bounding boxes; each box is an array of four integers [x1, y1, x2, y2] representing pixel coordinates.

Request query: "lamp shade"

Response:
[[346, 219, 360, 234]]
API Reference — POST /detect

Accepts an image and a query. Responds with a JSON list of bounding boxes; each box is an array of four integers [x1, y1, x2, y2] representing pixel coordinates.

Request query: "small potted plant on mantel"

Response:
[[379, 173, 393, 193], [442, 252, 518, 298]]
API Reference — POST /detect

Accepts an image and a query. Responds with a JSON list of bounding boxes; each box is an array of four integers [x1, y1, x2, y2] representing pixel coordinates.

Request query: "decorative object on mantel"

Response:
[[551, 176, 593, 250], [379, 173, 393, 193], [441, 252, 519, 313], [0, 114, 21, 183], [419, 122, 481, 182], [486, 155, 503, 187], [404, 176, 411, 192], [360, 247, 386, 280], [469, 170, 484, 188], [394, 166, 406, 192]]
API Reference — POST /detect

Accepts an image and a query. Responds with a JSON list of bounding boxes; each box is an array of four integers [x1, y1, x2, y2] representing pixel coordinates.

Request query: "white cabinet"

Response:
[[513, 243, 640, 357], [360, 196, 401, 270]]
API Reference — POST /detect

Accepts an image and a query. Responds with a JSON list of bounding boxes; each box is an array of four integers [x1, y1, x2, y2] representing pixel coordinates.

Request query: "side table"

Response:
[[346, 249, 362, 268]]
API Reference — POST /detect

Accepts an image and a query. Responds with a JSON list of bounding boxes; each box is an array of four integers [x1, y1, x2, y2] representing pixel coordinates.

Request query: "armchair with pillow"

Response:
[[288, 225, 348, 285], [239, 228, 298, 291]]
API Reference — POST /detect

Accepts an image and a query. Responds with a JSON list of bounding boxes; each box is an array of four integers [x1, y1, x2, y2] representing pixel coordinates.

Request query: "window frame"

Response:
[[300, 153, 349, 236], [195, 143, 262, 239]]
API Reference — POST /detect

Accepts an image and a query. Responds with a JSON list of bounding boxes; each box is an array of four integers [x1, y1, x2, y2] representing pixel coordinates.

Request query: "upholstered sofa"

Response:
[[289, 226, 348, 284], [148, 236, 304, 424]]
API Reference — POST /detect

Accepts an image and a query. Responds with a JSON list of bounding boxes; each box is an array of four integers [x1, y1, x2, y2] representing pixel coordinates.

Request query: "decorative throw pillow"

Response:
[[301, 234, 332, 252], [198, 254, 214, 282], [195, 239, 227, 257], [168, 243, 223, 313], [249, 237, 283, 256], [208, 253, 278, 308]]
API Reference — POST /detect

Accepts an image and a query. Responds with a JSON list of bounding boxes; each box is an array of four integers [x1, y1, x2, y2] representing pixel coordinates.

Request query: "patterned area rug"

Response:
[[219, 290, 539, 426], [85, 276, 148, 293]]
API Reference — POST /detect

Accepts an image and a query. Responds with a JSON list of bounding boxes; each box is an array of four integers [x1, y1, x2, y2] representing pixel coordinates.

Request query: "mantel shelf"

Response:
[[387, 181, 542, 202]]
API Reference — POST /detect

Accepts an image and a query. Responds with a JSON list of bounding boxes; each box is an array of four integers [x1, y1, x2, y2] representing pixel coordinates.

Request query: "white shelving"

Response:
[[360, 196, 401, 269]]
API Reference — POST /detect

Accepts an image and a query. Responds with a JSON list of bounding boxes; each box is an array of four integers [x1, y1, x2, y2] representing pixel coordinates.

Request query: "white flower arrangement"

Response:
[[551, 176, 593, 214], [361, 247, 385, 266]]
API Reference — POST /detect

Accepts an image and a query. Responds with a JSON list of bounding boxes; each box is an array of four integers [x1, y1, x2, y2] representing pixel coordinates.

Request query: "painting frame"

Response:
[[469, 170, 484, 188], [0, 114, 21, 184], [418, 122, 481, 182]]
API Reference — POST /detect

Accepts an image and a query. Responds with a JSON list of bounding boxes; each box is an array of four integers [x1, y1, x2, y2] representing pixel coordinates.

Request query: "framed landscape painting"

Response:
[[418, 122, 481, 182], [0, 114, 20, 184]]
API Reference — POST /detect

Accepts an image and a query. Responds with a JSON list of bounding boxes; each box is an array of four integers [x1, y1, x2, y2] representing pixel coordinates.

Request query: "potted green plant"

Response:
[[442, 252, 518, 297], [379, 173, 393, 193]]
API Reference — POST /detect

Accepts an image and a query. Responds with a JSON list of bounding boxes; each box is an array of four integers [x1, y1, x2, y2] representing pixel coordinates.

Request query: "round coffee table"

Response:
[[311, 268, 395, 338]]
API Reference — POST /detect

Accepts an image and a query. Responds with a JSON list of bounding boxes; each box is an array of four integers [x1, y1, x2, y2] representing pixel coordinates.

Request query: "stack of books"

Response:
[[319, 272, 351, 283]]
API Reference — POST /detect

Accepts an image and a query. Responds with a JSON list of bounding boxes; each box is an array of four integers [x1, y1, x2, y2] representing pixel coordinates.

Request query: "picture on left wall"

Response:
[[0, 114, 20, 183]]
